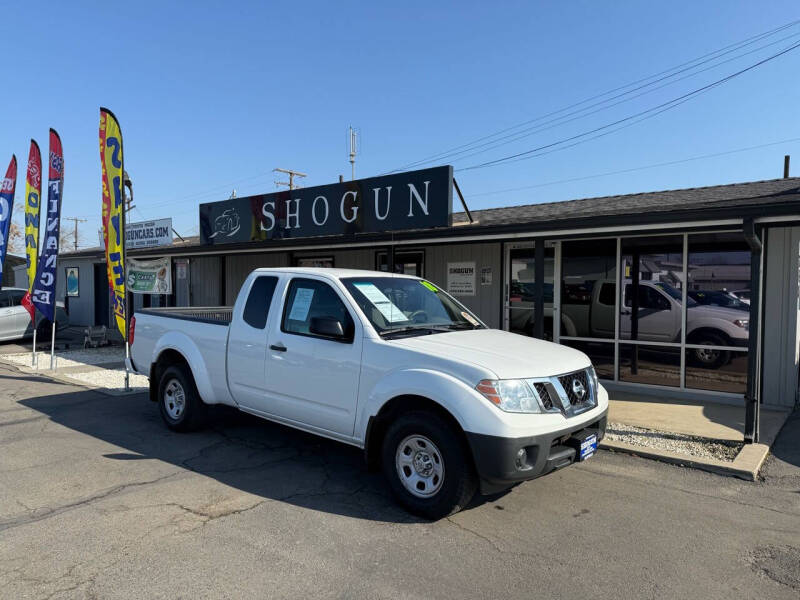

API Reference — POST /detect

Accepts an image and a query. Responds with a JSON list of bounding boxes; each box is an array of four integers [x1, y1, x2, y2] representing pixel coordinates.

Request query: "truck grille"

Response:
[[533, 382, 553, 410], [558, 370, 591, 406]]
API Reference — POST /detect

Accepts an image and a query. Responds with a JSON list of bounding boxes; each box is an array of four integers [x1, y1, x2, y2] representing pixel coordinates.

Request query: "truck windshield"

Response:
[[342, 277, 485, 336], [653, 282, 697, 306]]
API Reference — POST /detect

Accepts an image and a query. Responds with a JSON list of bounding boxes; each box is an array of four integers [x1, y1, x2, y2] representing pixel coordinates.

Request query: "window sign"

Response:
[[447, 262, 476, 296], [481, 267, 492, 286], [353, 282, 408, 323], [66, 267, 79, 297], [288, 288, 315, 321]]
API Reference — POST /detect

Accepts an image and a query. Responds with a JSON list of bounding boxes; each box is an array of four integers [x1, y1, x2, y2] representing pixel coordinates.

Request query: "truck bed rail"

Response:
[[137, 307, 233, 326]]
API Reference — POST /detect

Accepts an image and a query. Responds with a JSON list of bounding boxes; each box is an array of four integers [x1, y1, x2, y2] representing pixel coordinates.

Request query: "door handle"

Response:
[[270, 343, 287, 352]]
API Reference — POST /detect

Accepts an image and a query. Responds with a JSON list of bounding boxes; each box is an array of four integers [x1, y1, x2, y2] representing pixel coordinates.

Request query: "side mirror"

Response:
[[309, 316, 346, 339]]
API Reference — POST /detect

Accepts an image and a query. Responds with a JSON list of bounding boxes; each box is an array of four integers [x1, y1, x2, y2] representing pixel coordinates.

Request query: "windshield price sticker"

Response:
[[288, 288, 315, 321], [353, 283, 408, 323]]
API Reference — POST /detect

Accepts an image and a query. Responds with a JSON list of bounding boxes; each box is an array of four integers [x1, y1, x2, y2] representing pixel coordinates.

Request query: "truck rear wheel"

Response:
[[158, 364, 207, 432], [381, 411, 477, 520]]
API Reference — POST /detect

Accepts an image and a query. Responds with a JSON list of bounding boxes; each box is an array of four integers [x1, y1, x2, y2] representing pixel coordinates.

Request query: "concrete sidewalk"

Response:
[[603, 389, 792, 480]]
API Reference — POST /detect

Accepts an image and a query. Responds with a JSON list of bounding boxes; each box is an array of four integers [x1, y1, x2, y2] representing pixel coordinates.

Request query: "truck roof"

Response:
[[251, 267, 422, 280]]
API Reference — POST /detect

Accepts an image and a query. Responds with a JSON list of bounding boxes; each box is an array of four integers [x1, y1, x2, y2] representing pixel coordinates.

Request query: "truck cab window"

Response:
[[282, 278, 354, 340], [243, 276, 278, 329]]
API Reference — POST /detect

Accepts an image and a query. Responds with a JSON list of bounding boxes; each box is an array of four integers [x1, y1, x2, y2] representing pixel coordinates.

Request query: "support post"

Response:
[[533, 241, 545, 339], [630, 251, 640, 375], [743, 218, 762, 444]]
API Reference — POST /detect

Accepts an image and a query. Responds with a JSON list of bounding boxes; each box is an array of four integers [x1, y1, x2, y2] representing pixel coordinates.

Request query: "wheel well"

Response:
[[364, 395, 470, 472], [149, 349, 190, 402], [687, 327, 731, 346]]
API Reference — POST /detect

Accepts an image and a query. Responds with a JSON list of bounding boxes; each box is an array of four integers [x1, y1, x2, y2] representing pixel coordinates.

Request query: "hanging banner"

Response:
[[0, 155, 17, 282], [31, 130, 63, 322], [126, 257, 172, 294], [100, 107, 127, 339], [125, 217, 173, 249], [21, 141, 42, 321]]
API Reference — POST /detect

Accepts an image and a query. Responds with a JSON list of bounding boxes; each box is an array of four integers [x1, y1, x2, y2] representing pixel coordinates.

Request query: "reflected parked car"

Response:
[[728, 289, 751, 305], [687, 290, 749, 311], [0, 287, 69, 342]]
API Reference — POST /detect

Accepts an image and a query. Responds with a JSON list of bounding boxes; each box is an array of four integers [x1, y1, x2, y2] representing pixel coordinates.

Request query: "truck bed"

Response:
[[137, 307, 233, 326]]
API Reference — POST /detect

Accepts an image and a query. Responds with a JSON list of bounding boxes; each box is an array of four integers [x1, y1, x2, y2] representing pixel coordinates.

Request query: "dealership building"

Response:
[[21, 166, 800, 442]]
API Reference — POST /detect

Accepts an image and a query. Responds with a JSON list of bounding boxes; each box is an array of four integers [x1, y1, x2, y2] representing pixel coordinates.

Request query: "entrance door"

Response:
[[504, 243, 555, 339], [93, 263, 110, 327]]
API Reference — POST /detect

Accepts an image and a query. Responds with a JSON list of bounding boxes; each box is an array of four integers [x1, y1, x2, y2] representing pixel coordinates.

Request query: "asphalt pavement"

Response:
[[0, 362, 798, 599]]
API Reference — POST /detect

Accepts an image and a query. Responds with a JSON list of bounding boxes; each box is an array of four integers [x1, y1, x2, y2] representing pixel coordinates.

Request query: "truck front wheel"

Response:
[[381, 411, 477, 520], [158, 364, 207, 432]]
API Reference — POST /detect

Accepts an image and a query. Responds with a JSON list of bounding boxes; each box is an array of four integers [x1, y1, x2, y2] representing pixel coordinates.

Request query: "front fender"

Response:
[[356, 368, 502, 441], [151, 331, 230, 406]]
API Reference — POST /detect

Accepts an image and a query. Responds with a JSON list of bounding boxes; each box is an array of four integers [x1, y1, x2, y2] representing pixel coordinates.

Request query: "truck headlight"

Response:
[[475, 379, 541, 413], [733, 319, 749, 330]]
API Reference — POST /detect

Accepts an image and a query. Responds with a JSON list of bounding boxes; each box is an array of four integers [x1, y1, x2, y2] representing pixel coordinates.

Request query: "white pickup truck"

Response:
[[129, 268, 608, 519]]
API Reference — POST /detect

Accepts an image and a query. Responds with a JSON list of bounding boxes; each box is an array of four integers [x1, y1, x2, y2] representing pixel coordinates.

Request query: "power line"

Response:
[[457, 40, 800, 172], [384, 18, 800, 173], [407, 30, 800, 169], [462, 136, 800, 199]]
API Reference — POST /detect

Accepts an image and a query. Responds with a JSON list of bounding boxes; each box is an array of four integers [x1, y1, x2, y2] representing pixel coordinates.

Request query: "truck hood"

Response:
[[391, 329, 591, 379], [688, 304, 749, 321]]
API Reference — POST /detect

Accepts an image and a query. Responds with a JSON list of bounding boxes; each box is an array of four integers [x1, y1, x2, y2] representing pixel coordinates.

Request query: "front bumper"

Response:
[[466, 409, 608, 495]]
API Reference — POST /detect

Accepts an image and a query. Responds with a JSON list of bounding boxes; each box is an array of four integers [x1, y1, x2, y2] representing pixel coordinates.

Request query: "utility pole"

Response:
[[273, 168, 307, 190], [348, 126, 359, 181], [63, 217, 88, 251], [123, 170, 135, 214]]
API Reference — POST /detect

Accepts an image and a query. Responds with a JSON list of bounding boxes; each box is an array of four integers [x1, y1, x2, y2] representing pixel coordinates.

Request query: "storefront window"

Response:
[[560, 239, 617, 339], [685, 350, 748, 394], [618, 344, 681, 387], [620, 235, 683, 342], [376, 250, 424, 277]]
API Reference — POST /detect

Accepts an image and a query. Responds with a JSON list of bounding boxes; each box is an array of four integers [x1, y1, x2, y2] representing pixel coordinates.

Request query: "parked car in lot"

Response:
[[687, 289, 749, 311], [0, 287, 69, 342], [130, 268, 608, 519]]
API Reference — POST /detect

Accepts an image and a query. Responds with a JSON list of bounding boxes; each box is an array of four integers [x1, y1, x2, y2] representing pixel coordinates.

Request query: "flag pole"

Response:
[[32, 325, 37, 367], [123, 175, 131, 392], [49, 311, 56, 370]]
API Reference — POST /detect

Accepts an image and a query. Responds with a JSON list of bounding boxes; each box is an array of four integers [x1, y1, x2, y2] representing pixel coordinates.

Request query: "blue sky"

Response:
[[3, 1, 800, 249]]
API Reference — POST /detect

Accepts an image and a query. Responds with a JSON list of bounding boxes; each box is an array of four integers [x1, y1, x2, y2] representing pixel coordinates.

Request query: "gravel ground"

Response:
[[64, 367, 149, 391], [0, 346, 124, 369], [606, 422, 743, 462]]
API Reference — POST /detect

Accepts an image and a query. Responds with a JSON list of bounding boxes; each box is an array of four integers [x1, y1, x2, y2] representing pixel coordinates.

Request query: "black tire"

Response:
[[158, 364, 207, 432], [381, 410, 477, 520], [689, 331, 730, 369]]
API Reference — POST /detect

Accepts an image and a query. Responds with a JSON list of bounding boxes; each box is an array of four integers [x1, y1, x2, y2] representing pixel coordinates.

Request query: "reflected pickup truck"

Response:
[[129, 268, 608, 519]]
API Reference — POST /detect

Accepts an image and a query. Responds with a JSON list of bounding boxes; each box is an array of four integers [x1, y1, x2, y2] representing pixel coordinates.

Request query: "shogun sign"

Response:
[[199, 166, 452, 245], [126, 218, 173, 249]]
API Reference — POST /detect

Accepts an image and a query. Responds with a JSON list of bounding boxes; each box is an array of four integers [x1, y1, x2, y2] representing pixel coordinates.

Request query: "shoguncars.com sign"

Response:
[[126, 218, 173, 249], [199, 166, 453, 245]]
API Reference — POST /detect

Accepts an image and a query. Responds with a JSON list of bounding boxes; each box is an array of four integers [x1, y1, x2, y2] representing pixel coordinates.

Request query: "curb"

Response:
[[599, 438, 768, 481], [0, 357, 146, 397]]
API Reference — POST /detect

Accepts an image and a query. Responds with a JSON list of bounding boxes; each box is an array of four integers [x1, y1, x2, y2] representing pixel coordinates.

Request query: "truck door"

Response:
[[620, 283, 676, 342], [226, 275, 280, 408], [262, 276, 362, 437]]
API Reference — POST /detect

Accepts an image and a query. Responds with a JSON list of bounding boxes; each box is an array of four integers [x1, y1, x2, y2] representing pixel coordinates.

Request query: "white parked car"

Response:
[[0, 287, 69, 342], [129, 268, 608, 519]]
